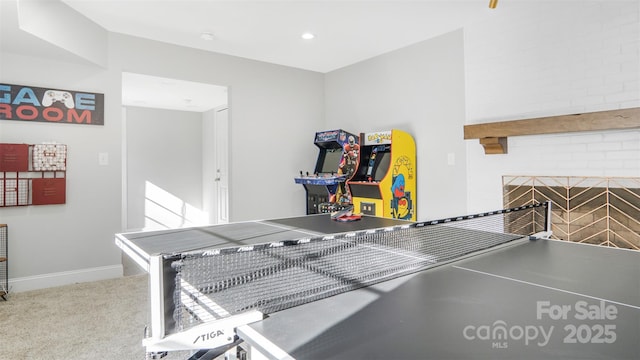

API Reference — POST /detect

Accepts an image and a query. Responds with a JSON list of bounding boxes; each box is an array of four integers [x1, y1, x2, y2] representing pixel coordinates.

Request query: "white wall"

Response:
[[125, 107, 204, 231], [464, 1, 640, 213], [0, 54, 123, 290], [0, 32, 324, 290], [325, 30, 468, 220], [108, 34, 324, 222]]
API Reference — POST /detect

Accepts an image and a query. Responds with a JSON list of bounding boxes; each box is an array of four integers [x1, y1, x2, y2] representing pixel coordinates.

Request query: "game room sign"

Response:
[[0, 83, 104, 125]]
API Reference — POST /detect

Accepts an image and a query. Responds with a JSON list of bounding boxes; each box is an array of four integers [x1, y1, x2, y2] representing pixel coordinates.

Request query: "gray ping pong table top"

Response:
[[239, 237, 640, 360]]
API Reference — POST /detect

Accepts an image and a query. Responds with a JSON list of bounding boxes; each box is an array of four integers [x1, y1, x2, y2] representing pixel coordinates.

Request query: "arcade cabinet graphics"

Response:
[[295, 129, 360, 214], [348, 129, 416, 221]]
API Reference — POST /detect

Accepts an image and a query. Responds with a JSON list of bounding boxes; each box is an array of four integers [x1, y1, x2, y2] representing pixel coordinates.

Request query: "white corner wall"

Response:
[[464, 1, 640, 213], [17, 0, 108, 67], [325, 30, 467, 220]]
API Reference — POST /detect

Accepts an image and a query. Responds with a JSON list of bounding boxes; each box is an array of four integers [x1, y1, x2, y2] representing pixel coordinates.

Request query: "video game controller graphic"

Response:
[[42, 90, 75, 108]]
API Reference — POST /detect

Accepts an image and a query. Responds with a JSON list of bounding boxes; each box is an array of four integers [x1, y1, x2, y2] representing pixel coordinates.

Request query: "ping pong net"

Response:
[[166, 202, 549, 336]]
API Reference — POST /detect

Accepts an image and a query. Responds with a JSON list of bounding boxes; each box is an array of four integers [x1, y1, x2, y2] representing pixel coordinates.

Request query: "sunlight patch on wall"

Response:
[[144, 181, 208, 230]]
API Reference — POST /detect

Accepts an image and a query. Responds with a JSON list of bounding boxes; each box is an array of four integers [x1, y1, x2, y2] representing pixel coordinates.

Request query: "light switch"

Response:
[[447, 153, 455, 166], [98, 152, 109, 166]]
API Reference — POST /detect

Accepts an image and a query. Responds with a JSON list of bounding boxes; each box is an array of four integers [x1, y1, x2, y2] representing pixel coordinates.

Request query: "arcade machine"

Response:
[[347, 129, 416, 221], [295, 129, 360, 214]]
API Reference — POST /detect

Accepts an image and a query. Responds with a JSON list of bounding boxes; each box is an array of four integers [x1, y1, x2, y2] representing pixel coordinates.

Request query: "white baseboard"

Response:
[[8, 264, 124, 293]]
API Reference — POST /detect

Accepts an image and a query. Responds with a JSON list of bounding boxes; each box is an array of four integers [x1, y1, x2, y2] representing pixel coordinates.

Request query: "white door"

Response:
[[214, 107, 229, 224]]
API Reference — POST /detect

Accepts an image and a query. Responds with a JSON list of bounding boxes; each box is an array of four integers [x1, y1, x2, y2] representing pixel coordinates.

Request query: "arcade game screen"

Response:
[[318, 147, 344, 174], [354, 145, 391, 182]]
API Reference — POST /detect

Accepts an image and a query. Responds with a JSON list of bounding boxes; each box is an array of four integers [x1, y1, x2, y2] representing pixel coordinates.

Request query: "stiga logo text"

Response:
[[193, 329, 225, 344]]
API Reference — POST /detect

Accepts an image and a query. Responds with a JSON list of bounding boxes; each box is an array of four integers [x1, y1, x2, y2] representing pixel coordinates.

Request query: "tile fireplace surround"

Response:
[[503, 176, 640, 250]]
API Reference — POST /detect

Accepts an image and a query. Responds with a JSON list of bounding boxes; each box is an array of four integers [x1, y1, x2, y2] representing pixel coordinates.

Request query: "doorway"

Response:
[[121, 73, 229, 232]]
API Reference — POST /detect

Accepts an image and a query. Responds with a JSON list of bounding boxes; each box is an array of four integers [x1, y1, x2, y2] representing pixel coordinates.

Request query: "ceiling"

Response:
[[121, 72, 228, 113], [59, 0, 505, 74], [0, 0, 567, 112]]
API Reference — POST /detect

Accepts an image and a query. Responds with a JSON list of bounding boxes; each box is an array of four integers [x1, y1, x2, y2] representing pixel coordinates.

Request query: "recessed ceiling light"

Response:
[[200, 32, 215, 41], [301, 32, 315, 40]]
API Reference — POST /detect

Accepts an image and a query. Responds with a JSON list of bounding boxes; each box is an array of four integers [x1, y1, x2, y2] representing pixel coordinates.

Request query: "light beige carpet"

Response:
[[0, 275, 188, 360]]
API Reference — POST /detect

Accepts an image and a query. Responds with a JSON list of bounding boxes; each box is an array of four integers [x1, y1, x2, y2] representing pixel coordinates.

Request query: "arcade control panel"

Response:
[[294, 171, 348, 186], [318, 202, 353, 214], [295, 171, 352, 214]]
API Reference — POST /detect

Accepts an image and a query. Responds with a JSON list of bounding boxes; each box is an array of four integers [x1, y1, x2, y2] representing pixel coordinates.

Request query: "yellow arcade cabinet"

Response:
[[347, 129, 416, 221]]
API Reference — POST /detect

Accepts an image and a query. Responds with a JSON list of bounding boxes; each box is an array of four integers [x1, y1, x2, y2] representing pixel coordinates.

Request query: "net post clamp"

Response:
[[142, 310, 264, 352], [529, 231, 553, 240]]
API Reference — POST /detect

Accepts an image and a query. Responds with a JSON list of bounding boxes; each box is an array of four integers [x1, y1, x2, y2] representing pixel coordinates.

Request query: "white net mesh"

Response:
[[170, 203, 547, 333]]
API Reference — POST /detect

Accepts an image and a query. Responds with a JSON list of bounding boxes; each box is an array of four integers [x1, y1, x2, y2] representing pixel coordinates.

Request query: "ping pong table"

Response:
[[116, 204, 640, 360]]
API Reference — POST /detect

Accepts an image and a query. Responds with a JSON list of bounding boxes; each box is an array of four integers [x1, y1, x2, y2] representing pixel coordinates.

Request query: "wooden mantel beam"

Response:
[[464, 107, 640, 154]]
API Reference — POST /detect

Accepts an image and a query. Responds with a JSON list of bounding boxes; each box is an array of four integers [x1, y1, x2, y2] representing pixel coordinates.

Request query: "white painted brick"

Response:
[[538, 100, 576, 112], [571, 95, 606, 108], [572, 75, 605, 90], [606, 71, 637, 85], [509, 137, 539, 148], [621, 99, 640, 108], [600, 49, 623, 66], [589, 82, 625, 95], [622, 161, 640, 172], [598, 26, 623, 43], [605, 91, 639, 103], [603, 130, 640, 142], [608, 5, 638, 25], [550, 153, 575, 162], [589, 62, 623, 78], [606, 151, 638, 160], [574, 149, 606, 159], [534, 133, 568, 144], [563, 160, 590, 169], [587, 141, 623, 152], [621, 60, 640, 74], [600, 41, 623, 56], [620, 39, 639, 56], [583, 103, 623, 113], [619, 21, 640, 37], [623, 79, 638, 92], [552, 145, 590, 156], [589, 159, 624, 169], [604, 167, 640, 177], [569, 133, 604, 144]]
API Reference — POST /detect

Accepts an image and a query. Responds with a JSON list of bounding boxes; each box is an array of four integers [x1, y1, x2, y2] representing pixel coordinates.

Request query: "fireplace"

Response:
[[503, 176, 640, 250]]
